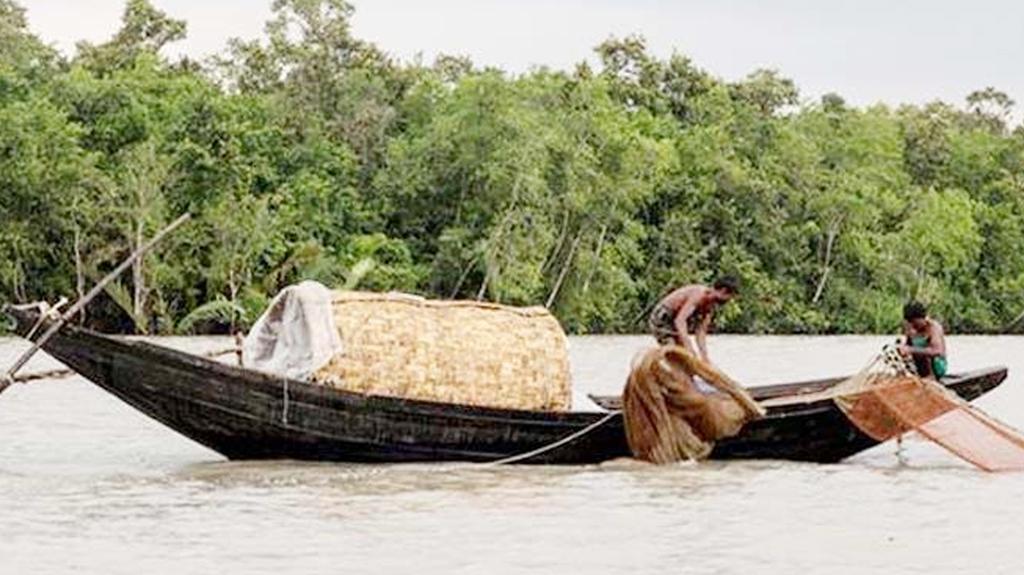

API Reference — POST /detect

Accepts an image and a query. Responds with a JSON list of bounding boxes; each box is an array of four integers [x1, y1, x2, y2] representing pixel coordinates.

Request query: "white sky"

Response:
[[18, 0, 1024, 112]]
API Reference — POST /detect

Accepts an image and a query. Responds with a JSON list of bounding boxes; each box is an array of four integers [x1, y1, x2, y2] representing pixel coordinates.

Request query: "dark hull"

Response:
[[9, 310, 1007, 464]]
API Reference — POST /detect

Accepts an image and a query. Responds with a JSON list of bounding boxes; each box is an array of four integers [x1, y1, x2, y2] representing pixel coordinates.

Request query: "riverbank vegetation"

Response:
[[3, 0, 1024, 334]]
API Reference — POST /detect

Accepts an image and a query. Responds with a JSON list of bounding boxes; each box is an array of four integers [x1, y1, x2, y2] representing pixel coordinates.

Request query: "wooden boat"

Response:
[[7, 308, 1007, 465]]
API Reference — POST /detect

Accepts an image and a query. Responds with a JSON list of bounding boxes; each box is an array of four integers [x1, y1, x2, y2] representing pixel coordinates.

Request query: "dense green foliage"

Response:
[[3, 0, 1024, 334]]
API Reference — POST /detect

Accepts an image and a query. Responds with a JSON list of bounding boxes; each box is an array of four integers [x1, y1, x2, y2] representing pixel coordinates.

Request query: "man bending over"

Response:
[[899, 301, 948, 379], [647, 276, 739, 364]]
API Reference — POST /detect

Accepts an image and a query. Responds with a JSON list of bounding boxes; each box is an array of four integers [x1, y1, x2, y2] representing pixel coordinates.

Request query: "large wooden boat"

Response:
[[7, 308, 1007, 464]]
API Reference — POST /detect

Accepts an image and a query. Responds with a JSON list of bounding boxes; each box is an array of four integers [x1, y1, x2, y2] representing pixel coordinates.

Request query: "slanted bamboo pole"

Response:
[[12, 369, 73, 383], [0, 213, 191, 395]]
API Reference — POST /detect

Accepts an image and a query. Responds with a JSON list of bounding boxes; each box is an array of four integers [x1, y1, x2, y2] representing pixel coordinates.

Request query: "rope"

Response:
[[282, 378, 290, 425], [2, 300, 68, 390], [246, 409, 622, 484], [478, 410, 620, 466], [329, 410, 621, 477], [23, 299, 63, 341]]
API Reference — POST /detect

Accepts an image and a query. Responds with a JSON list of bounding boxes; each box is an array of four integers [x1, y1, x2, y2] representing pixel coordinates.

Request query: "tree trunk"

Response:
[[74, 228, 86, 325], [812, 220, 840, 304], [476, 270, 490, 301], [542, 210, 571, 275], [546, 231, 584, 309], [450, 255, 478, 299], [1002, 307, 1024, 333], [132, 216, 145, 330], [13, 263, 25, 303], [581, 225, 608, 294]]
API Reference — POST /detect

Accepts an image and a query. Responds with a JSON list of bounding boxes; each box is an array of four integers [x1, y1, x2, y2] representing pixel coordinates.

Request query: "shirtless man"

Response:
[[899, 301, 948, 379], [647, 277, 739, 363]]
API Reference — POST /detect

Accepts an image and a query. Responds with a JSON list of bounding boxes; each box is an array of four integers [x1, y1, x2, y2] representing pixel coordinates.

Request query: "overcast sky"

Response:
[[18, 0, 1024, 112]]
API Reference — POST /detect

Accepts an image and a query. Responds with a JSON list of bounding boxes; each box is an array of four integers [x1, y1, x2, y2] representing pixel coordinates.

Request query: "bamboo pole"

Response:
[[12, 369, 74, 383], [0, 213, 191, 395]]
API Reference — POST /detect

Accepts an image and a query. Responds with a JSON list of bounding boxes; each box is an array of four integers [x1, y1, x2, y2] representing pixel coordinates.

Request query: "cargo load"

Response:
[[244, 283, 571, 412]]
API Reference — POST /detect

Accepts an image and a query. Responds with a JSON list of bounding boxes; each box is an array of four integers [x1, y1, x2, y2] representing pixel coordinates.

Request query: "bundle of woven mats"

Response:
[[312, 291, 572, 411], [622, 346, 766, 464]]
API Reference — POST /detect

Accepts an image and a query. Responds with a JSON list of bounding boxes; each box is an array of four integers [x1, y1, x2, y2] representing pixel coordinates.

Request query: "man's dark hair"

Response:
[[713, 275, 740, 294], [903, 301, 927, 322]]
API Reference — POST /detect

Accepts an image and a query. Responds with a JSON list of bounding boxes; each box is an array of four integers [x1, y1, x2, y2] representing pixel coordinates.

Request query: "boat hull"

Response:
[[8, 309, 1007, 464]]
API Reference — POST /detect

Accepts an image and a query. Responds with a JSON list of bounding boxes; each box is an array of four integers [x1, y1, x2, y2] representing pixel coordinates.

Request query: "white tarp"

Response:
[[242, 281, 343, 380]]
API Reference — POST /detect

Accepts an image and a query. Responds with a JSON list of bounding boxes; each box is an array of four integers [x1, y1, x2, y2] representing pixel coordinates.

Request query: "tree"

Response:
[[4, 0, 1024, 337], [0, 0, 60, 86], [219, 0, 400, 182], [75, 0, 186, 75], [966, 87, 1014, 133], [0, 98, 95, 308], [729, 69, 799, 116], [102, 139, 173, 333]]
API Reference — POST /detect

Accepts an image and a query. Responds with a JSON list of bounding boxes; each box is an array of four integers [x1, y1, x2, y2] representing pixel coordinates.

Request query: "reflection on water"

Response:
[[1, 335, 1022, 574]]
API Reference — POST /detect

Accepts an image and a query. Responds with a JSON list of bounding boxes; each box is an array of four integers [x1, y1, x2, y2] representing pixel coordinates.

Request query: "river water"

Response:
[[1, 335, 1021, 574]]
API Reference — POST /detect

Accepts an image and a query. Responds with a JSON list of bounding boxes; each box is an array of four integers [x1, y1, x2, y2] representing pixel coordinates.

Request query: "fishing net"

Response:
[[622, 345, 766, 464], [834, 346, 1024, 472]]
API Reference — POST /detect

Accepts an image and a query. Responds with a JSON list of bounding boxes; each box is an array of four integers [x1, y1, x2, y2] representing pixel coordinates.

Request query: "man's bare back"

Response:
[[647, 277, 739, 363]]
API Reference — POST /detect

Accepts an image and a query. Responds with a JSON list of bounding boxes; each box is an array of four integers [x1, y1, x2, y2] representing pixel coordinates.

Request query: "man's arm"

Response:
[[910, 323, 946, 357], [673, 300, 699, 355], [901, 323, 946, 357], [695, 311, 713, 362]]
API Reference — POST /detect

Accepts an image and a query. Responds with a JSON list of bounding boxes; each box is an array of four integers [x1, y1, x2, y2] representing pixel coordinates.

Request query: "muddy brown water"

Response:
[[1, 335, 1022, 574]]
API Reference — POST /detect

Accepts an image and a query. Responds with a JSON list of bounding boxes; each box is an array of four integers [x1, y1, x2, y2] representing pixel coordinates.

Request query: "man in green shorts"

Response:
[[899, 301, 948, 379]]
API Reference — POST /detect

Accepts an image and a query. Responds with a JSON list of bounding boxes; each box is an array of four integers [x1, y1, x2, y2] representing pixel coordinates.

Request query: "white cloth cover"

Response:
[[242, 281, 343, 380]]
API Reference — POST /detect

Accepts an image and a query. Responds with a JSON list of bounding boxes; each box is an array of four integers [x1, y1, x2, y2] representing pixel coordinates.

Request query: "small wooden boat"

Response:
[[7, 308, 1007, 464]]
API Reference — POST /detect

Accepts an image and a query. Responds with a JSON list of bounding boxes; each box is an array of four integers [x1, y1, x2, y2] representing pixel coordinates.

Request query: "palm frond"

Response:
[[101, 279, 149, 334], [176, 298, 246, 334], [343, 257, 376, 290]]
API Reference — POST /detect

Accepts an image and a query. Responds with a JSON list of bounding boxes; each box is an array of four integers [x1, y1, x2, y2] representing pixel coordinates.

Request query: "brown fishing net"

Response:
[[622, 346, 766, 464], [835, 348, 1024, 472]]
